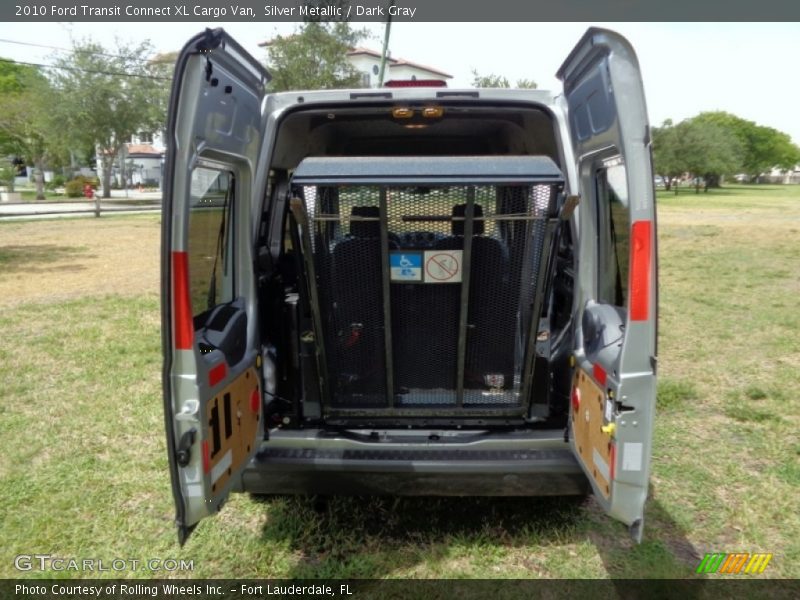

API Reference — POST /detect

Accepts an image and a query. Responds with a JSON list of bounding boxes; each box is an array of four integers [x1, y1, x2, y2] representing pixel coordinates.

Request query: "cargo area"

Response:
[[272, 155, 565, 421]]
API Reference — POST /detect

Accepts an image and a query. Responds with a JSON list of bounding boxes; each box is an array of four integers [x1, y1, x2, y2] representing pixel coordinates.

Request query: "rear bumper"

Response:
[[240, 429, 588, 496]]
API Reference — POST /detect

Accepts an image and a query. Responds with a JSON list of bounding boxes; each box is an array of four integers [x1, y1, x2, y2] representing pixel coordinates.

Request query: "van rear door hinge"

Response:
[[560, 195, 580, 220]]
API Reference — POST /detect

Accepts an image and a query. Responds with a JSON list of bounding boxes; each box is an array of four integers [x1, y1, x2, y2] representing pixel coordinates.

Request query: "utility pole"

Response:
[[377, 0, 395, 87]]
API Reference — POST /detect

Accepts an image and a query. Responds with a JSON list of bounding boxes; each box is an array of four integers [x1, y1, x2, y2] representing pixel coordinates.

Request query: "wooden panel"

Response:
[[206, 366, 260, 494], [571, 368, 614, 498]]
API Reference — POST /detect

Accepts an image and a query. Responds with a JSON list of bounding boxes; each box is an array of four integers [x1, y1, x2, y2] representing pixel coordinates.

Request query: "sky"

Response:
[[1, 21, 799, 144]]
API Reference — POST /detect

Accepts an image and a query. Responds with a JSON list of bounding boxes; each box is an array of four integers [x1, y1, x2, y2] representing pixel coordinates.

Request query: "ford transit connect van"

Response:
[[161, 27, 657, 544]]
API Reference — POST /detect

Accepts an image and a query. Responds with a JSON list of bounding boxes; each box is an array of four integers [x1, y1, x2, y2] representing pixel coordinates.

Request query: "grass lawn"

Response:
[[18, 190, 71, 202], [0, 185, 798, 579]]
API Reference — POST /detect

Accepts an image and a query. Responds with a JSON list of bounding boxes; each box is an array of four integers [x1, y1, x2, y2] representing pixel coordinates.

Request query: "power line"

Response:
[[0, 57, 172, 81], [0, 37, 175, 64]]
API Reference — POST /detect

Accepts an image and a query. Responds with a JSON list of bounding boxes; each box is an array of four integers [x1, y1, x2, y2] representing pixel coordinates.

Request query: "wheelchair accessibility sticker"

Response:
[[390, 252, 423, 281]]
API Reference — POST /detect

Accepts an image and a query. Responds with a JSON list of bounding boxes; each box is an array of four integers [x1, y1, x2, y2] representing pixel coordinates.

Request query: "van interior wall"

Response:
[[268, 104, 561, 169], [260, 105, 574, 430]]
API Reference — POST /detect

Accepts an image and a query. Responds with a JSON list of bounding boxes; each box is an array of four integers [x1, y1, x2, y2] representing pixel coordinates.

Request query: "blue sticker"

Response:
[[390, 252, 422, 281]]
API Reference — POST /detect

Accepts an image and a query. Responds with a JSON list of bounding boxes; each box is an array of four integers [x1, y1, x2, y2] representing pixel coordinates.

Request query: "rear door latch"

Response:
[[176, 429, 197, 467]]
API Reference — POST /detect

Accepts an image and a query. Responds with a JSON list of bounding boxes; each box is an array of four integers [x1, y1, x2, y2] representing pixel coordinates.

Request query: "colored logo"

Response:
[[696, 553, 772, 574], [389, 252, 422, 281]]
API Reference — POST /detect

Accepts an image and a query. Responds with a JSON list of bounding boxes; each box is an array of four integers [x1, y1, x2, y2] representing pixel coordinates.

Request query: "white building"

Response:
[[96, 131, 166, 191], [765, 165, 800, 184], [259, 39, 452, 88], [345, 47, 452, 87]]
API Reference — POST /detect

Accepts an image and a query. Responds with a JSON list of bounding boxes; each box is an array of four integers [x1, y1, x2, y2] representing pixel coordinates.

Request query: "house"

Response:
[[125, 133, 166, 188], [96, 131, 166, 190], [258, 39, 452, 88], [764, 165, 800, 184], [345, 47, 452, 87]]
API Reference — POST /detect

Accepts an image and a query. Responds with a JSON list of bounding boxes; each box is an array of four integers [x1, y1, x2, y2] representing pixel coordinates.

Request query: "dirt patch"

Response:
[[0, 215, 160, 308]]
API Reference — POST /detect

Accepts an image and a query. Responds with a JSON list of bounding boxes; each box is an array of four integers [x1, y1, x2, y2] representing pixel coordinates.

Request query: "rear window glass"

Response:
[[187, 167, 234, 318], [596, 162, 630, 307]]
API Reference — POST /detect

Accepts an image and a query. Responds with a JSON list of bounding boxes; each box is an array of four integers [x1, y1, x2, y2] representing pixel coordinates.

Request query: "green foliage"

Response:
[[515, 78, 538, 89], [652, 112, 800, 187], [472, 70, 510, 88], [265, 22, 369, 91], [64, 175, 98, 198], [45, 174, 66, 190], [693, 111, 800, 178], [50, 39, 170, 197], [0, 58, 37, 94], [0, 160, 16, 189], [651, 119, 683, 184], [0, 60, 63, 199], [471, 69, 537, 89], [676, 118, 744, 181], [64, 179, 84, 198]]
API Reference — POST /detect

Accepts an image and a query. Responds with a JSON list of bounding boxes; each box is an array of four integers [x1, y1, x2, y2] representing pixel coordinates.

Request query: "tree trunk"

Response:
[[102, 155, 113, 198], [34, 158, 46, 200]]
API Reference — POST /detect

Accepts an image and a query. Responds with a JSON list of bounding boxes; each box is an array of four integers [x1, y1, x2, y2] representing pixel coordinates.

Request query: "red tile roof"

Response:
[[125, 144, 162, 156], [260, 39, 451, 79]]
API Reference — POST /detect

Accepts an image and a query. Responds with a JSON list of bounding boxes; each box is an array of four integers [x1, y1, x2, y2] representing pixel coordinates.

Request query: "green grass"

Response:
[[18, 190, 71, 202], [1, 184, 799, 579]]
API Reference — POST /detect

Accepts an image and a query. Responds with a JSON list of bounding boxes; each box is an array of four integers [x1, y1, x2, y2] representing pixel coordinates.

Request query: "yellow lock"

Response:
[[601, 423, 616, 436]]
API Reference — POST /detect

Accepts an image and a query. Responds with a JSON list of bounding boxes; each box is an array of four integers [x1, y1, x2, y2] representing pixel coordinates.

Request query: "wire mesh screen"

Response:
[[300, 183, 557, 411]]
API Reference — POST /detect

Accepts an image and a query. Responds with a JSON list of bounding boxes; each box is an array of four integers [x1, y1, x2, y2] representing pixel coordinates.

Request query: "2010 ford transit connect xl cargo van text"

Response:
[[161, 27, 658, 544]]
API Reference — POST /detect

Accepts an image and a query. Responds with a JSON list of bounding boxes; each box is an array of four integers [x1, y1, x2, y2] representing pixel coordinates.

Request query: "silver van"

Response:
[[161, 27, 657, 544]]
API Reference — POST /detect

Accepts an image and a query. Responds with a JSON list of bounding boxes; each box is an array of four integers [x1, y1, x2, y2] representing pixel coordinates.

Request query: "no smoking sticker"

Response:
[[424, 250, 462, 283]]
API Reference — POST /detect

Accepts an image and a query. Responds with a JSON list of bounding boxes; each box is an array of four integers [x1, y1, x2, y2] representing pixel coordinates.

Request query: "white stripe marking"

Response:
[[593, 448, 610, 482], [211, 449, 233, 484], [622, 442, 643, 471]]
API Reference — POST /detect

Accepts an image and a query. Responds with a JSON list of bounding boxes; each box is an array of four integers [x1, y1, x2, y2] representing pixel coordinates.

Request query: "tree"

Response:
[[50, 39, 169, 197], [677, 119, 743, 192], [652, 117, 744, 193], [471, 69, 537, 89], [265, 22, 369, 91], [651, 119, 684, 191], [693, 111, 800, 181], [0, 60, 63, 198]]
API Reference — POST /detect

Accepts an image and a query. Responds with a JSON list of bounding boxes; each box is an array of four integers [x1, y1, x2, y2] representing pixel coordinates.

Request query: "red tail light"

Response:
[[250, 387, 260, 413], [629, 220, 652, 321], [201, 440, 210, 474], [172, 251, 194, 349], [208, 362, 227, 388], [571, 387, 581, 412], [593, 363, 607, 386], [384, 79, 447, 88]]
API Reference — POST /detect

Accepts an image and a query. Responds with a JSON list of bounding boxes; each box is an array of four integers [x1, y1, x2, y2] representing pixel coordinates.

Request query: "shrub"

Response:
[[64, 179, 84, 197], [46, 174, 66, 191], [64, 175, 99, 198]]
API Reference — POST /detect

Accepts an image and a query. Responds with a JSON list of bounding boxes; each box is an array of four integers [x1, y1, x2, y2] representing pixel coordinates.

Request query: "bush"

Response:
[[46, 174, 66, 191], [64, 175, 99, 198], [64, 179, 84, 197]]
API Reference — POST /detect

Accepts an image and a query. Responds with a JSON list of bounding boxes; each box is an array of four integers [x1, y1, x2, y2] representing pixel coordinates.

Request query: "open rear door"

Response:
[[557, 28, 657, 541], [161, 29, 268, 544]]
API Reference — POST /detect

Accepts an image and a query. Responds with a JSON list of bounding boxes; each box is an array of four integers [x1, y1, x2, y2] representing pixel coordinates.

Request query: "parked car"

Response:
[[161, 27, 658, 544]]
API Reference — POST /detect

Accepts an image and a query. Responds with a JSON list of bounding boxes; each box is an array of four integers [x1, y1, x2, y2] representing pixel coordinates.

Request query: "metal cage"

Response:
[[289, 156, 565, 419]]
